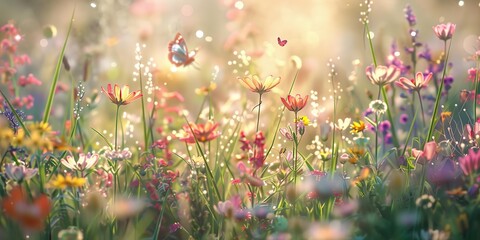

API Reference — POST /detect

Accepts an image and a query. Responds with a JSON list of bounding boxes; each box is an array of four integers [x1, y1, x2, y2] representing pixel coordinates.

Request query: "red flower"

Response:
[[2, 186, 51, 230], [281, 94, 309, 113]]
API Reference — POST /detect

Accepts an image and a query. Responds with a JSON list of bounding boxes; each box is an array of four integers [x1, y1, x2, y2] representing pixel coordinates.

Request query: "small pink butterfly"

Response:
[[277, 37, 287, 47]]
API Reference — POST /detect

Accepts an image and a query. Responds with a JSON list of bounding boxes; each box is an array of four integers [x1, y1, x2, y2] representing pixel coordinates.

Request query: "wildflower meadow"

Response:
[[2, 0, 480, 239]]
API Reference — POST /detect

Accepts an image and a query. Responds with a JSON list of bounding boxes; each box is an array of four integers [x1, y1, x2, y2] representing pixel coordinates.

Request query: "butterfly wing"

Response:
[[168, 33, 196, 67], [277, 37, 287, 47]]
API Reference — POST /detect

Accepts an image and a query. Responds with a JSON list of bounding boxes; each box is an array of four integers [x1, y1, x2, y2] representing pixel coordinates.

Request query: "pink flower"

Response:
[[395, 72, 433, 92], [433, 23, 456, 41], [279, 127, 293, 141], [178, 120, 220, 144], [18, 74, 41, 87], [281, 94, 309, 113], [459, 148, 480, 175], [365, 65, 400, 86], [61, 153, 99, 171], [412, 141, 437, 164], [14, 54, 31, 65]]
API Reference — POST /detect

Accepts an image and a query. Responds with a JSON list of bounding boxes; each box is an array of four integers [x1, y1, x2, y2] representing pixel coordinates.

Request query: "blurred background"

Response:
[[0, 0, 479, 133]]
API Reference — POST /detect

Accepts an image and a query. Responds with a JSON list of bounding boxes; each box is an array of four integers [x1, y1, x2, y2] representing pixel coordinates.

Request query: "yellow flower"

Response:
[[295, 116, 310, 126], [195, 82, 217, 96], [238, 75, 280, 95], [27, 122, 52, 134], [350, 120, 366, 134], [11, 129, 25, 147], [49, 174, 86, 189], [0, 127, 14, 149], [441, 111, 452, 123]]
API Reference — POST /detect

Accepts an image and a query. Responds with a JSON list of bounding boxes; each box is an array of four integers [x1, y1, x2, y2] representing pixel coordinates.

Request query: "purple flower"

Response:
[[399, 113, 409, 124], [404, 5, 416, 26], [169, 222, 181, 233], [379, 120, 391, 134]]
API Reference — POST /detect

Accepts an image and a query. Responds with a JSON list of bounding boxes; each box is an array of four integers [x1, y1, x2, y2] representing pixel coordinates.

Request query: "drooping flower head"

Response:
[[239, 75, 280, 95], [433, 23, 456, 41], [281, 94, 308, 113], [365, 65, 400, 86], [178, 120, 220, 144], [101, 84, 142, 106], [396, 72, 433, 92]]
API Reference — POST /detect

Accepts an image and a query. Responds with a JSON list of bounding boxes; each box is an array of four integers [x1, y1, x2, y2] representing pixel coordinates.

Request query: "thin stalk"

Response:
[[426, 40, 452, 146], [374, 112, 378, 168], [365, 21, 400, 149], [365, 23, 377, 67], [474, 57, 479, 119], [256, 94, 263, 133], [114, 105, 120, 150], [138, 65, 149, 149], [417, 91, 426, 126], [293, 111, 298, 214]]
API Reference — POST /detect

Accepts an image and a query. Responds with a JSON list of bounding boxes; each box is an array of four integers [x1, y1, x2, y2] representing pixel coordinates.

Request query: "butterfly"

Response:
[[168, 33, 198, 67], [277, 37, 287, 47]]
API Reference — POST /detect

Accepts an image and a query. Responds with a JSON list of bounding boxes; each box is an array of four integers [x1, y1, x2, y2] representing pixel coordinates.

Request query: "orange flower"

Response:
[[101, 84, 142, 105], [281, 94, 309, 113], [2, 186, 50, 230], [178, 120, 220, 144], [239, 75, 280, 94]]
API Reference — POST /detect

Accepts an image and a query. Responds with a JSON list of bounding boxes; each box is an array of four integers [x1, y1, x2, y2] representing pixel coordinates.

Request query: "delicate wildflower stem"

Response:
[[417, 91, 426, 126], [474, 57, 479, 120], [374, 112, 378, 168], [114, 105, 120, 150], [138, 63, 149, 149], [365, 22, 400, 149], [256, 94, 262, 133], [365, 23, 377, 67], [426, 40, 451, 145], [293, 111, 298, 215]]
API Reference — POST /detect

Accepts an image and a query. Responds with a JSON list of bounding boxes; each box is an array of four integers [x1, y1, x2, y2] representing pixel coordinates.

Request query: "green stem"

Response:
[[114, 105, 120, 150], [293, 112, 298, 215], [365, 23, 377, 67], [374, 112, 378, 168], [417, 91, 426, 126], [425, 40, 451, 146], [138, 64, 149, 150], [256, 94, 262, 133], [474, 57, 479, 120]]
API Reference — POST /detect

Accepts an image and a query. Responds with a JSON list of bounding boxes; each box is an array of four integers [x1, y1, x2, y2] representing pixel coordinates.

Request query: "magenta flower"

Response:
[[433, 23, 456, 41], [396, 72, 433, 92], [459, 148, 480, 176], [365, 65, 400, 86]]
